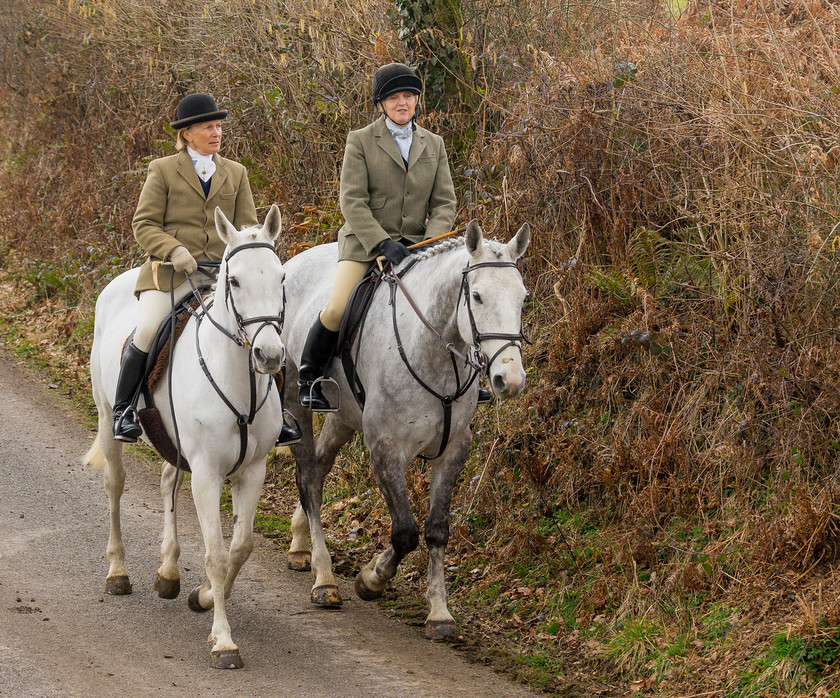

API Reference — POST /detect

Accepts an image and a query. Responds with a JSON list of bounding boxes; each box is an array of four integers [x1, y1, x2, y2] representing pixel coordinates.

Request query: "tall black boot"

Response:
[[113, 341, 148, 443], [297, 316, 339, 412]]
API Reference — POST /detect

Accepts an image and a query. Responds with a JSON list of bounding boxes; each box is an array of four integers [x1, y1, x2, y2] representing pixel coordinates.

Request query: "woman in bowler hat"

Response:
[[112, 93, 301, 446]]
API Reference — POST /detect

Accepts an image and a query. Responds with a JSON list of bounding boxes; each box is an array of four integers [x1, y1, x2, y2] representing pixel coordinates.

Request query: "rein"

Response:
[[383, 256, 527, 459], [169, 242, 284, 478]]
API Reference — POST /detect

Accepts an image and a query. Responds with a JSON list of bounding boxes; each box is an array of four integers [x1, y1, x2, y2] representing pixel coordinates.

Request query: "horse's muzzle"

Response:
[[489, 360, 526, 400], [253, 345, 285, 374]]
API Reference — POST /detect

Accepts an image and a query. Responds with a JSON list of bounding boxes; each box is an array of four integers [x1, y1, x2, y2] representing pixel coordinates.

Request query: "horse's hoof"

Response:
[[287, 550, 311, 572], [210, 649, 243, 670], [154, 574, 180, 600], [354, 573, 383, 601], [311, 584, 342, 607], [188, 586, 211, 613], [105, 575, 132, 595], [425, 619, 457, 640]]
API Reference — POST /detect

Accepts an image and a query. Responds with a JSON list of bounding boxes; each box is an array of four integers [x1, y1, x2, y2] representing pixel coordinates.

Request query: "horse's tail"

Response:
[[82, 435, 106, 470]]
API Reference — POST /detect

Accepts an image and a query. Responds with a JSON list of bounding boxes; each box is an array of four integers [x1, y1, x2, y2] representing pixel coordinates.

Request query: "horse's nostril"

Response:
[[492, 375, 506, 393]]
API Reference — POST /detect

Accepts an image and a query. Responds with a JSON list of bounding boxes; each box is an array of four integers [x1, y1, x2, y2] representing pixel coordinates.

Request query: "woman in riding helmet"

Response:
[[296, 62, 495, 411], [112, 93, 301, 446]]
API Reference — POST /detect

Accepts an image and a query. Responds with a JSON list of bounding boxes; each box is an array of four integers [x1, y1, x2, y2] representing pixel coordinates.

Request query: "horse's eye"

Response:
[[230, 277, 240, 288], [472, 291, 482, 304]]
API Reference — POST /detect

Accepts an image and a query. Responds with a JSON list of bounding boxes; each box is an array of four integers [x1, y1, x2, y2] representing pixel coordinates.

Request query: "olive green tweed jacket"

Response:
[[337, 115, 456, 262]]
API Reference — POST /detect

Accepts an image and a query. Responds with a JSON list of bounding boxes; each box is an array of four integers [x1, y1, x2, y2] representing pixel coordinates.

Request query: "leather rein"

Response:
[[173, 241, 285, 477], [384, 257, 528, 459]]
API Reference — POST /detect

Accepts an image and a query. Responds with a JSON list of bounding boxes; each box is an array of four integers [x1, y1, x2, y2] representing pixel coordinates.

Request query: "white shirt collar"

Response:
[[385, 117, 413, 140], [186, 146, 216, 182]]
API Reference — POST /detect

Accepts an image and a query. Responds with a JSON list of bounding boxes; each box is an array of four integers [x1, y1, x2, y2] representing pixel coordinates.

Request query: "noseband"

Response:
[[458, 261, 530, 374]]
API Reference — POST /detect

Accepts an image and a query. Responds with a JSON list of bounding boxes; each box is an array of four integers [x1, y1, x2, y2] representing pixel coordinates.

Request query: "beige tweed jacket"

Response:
[[132, 149, 257, 295]]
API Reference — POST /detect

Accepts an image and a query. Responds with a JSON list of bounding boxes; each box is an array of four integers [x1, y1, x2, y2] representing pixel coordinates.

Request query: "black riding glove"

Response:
[[376, 238, 411, 266]]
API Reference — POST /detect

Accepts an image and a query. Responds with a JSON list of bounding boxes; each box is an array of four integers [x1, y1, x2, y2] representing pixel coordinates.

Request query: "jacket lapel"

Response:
[[374, 116, 408, 170], [206, 155, 228, 201], [176, 149, 206, 199]]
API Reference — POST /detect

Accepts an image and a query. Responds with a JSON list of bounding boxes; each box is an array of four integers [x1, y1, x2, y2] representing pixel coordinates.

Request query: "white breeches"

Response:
[[133, 281, 193, 352]]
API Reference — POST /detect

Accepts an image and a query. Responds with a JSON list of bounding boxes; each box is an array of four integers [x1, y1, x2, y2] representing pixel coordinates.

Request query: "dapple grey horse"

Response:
[[84, 206, 286, 668], [281, 220, 530, 638]]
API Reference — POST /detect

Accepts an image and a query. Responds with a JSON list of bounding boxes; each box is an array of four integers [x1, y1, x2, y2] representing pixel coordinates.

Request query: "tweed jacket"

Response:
[[132, 149, 257, 295], [336, 115, 456, 262]]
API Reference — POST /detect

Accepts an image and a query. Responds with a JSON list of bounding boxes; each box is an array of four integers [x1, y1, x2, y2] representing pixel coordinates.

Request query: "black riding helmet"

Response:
[[371, 63, 423, 104]]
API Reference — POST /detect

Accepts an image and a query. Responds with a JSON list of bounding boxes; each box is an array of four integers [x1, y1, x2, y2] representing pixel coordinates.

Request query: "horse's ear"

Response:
[[214, 206, 235, 245], [506, 222, 530, 260], [465, 219, 483, 256], [263, 204, 282, 241]]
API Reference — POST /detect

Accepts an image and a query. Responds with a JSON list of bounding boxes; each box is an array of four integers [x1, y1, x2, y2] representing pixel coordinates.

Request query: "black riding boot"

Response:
[[297, 316, 339, 412], [113, 342, 148, 443], [477, 387, 493, 404]]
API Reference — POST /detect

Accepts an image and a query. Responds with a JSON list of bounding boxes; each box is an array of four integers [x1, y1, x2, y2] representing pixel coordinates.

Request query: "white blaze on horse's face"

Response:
[[215, 205, 286, 375], [462, 220, 531, 400]]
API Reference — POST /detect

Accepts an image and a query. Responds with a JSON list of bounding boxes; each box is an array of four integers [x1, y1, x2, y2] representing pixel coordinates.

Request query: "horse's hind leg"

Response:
[[155, 463, 185, 599], [295, 414, 354, 606], [423, 427, 471, 639], [355, 438, 419, 602], [96, 417, 133, 596], [285, 373, 315, 572]]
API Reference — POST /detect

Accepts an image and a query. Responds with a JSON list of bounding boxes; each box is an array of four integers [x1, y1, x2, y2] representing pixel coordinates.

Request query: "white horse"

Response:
[[84, 205, 286, 669], [281, 220, 530, 638]]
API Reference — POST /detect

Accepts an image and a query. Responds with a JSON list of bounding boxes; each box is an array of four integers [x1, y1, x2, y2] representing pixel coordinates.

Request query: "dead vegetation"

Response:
[[2, 0, 840, 693]]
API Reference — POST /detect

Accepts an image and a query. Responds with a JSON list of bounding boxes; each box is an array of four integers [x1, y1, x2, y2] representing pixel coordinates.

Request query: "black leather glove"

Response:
[[376, 238, 411, 266]]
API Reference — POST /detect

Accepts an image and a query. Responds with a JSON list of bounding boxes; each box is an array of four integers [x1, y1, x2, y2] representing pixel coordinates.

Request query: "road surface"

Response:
[[0, 348, 536, 697]]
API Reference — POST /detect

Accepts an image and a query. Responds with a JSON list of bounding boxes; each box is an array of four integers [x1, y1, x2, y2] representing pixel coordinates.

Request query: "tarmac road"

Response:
[[0, 348, 536, 697]]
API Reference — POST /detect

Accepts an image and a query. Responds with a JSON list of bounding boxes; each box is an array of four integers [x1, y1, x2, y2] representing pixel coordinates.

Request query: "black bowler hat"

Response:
[[170, 93, 228, 129], [371, 63, 423, 104]]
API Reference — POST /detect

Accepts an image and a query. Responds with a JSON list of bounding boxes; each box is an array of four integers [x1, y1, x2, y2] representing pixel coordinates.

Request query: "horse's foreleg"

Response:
[[356, 440, 418, 601], [223, 460, 266, 598], [155, 463, 185, 599], [99, 422, 132, 596], [295, 415, 354, 607], [423, 427, 471, 639], [189, 469, 241, 669]]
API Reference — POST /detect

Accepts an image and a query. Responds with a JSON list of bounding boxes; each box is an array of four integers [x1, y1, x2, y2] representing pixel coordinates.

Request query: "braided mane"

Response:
[[412, 235, 465, 263]]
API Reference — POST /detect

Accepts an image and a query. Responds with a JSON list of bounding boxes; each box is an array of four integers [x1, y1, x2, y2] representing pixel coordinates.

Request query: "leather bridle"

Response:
[[176, 241, 285, 477]]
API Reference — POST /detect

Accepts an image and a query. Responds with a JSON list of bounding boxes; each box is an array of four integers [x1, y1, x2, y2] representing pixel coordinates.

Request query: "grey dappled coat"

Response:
[[132, 149, 257, 295], [336, 115, 457, 262]]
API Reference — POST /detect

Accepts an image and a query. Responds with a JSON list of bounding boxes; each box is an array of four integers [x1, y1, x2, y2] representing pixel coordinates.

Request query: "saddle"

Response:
[[335, 270, 382, 408]]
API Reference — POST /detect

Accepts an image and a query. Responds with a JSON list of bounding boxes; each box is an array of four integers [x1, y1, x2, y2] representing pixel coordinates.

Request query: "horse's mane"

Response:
[[412, 235, 465, 263], [411, 233, 509, 265]]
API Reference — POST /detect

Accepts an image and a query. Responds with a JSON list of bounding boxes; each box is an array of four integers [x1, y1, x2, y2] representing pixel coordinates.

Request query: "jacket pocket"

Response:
[[220, 191, 237, 200], [368, 195, 387, 210]]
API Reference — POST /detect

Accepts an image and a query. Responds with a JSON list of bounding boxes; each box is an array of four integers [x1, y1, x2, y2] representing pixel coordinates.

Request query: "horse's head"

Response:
[[214, 204, 287, 374], [459, 219, 530, 400]]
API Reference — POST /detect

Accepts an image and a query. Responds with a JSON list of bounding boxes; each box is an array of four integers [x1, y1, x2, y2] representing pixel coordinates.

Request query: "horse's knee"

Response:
[[424, 518, 449, 550], [392, 523, 419, 557]]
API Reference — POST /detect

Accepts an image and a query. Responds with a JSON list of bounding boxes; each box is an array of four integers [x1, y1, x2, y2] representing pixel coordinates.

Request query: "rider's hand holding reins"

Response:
[[169, 246, 198, 275], [376, 238, 411, 266]]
